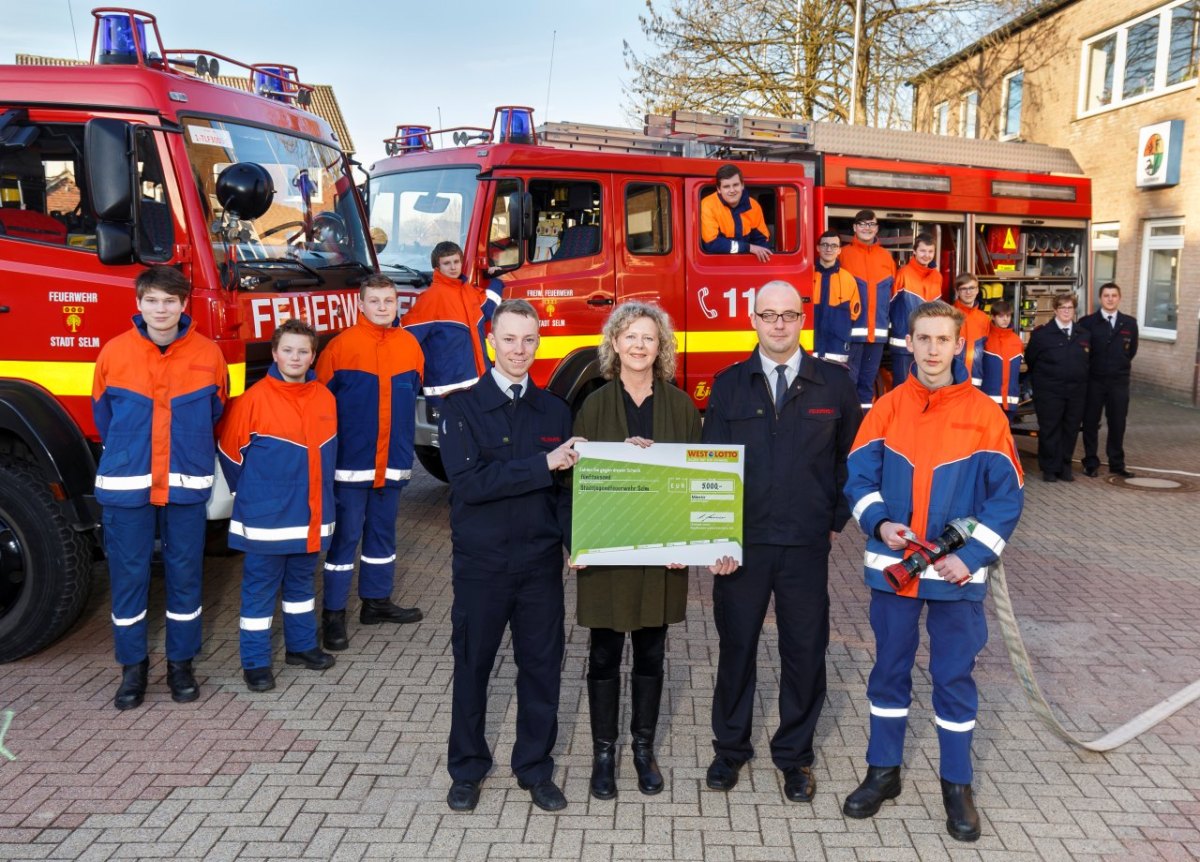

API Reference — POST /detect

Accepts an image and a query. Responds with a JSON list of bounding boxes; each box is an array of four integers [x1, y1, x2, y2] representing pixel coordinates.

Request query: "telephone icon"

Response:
[[697, 286, 718, 320]]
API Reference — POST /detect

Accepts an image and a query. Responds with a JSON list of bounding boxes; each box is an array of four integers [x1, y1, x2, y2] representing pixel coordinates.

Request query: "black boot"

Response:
[[842, 766, 902, 818], [941, 778, 981, 842], [630, 673, 664, 795], [166, 659, 199, 703], [322, 610, 349, 651], [587, 676, 620, 800], [359, 597, 422, 625], [114, 658, 149, 711]]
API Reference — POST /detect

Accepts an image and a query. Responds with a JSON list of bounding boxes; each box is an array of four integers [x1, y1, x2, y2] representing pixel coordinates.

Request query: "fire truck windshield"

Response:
[[182, 119, 371, 275], [367, 167, 478, 273]]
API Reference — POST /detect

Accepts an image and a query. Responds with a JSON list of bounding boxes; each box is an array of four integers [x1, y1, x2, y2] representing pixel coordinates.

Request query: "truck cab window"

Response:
[[626, 183, 671, 255], [486, 178, 521, 269], [528, 179, 602, 263], [0, 123, 94, 250], [698, 183, 778, 255]]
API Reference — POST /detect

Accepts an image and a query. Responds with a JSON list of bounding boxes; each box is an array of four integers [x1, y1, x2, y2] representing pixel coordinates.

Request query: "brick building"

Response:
[[910, 0, 1199, 401]]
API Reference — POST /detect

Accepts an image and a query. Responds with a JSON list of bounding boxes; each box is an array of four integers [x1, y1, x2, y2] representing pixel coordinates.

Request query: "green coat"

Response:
[[572, 379, 702, 631]]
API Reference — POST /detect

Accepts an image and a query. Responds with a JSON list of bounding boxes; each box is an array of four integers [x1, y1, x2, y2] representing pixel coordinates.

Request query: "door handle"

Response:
[[586, 295, 614, 307]]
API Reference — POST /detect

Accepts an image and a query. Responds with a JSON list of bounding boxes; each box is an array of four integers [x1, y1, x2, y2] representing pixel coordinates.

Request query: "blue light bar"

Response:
[[401, 127, 431, 151], [498, 108, 534, 145], [97, 14, 146, 65], [253, 66, 296, 101]]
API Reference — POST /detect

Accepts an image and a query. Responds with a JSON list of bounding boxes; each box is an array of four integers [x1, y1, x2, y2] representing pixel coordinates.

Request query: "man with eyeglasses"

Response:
[[839, 210, 896, 411], [812, 230, 861, 367], [700, 280, 861, 804]]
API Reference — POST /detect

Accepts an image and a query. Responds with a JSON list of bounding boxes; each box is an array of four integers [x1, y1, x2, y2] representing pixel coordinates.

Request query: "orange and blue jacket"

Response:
[[981, 324, 1024, 414], [845, 369, 1024, 602], [317, 316, 424, 488], [92, 314, 227, 508], [888, 259, 943, 350], [811, 260, 861, 363], [700, 190, 770, 254], [839, 238, 895, 344], [403, 271, 500, 402], [953, 300, 991, 386], [218, 366, 337, 555]]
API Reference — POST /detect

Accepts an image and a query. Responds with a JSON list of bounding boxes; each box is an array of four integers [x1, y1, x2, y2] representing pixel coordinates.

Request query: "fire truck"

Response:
[[366, 108, 1091, 478], [0, 9, 383, 661]]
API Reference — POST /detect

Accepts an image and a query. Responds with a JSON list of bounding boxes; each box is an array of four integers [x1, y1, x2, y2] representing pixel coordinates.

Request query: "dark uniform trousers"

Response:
[[1033, 384, 1086, 477], [1082, 377, 1130, 473], [712, 542, 830, 770]]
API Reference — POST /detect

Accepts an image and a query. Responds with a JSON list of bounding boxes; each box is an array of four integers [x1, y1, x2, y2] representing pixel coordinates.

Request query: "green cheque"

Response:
[[570, 442, 744, 567]]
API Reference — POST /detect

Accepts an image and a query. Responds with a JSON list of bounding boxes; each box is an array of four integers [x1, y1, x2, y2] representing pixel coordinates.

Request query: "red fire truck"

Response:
[[366, 109, 1091, 478], [0, 9, 383, 661]]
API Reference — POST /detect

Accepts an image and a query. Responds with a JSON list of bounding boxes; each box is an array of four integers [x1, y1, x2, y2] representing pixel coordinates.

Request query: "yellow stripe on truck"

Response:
[[0, 360, 248, 398], [537, 330, 814, 358]]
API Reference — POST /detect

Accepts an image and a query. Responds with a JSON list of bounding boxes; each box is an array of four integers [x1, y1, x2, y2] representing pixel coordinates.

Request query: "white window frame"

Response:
[[1090, 222, 1120, 308], [1077, 0, 1200, 118], [1000, 69, 1024, 140], [1136, 217, 1185, 340], [960, 90, 979, 138], [933, 101, 949, 135]]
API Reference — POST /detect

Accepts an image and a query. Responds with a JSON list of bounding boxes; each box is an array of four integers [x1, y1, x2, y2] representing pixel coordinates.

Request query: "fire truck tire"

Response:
[[415, 445, 448, 483], [0, 460, 95, 663]]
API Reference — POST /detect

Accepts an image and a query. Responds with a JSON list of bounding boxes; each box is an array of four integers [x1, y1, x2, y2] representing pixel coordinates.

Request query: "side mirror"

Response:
[[84, 118, 135, 221], [507, 191, 534, 241], [215, 163, 274, 220], [95, 222, 134, 265]]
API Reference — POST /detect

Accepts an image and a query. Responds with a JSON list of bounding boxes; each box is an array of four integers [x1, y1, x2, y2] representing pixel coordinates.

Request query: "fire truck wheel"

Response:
[[0, 460, 95, 663], [414, 445, 448, 483]]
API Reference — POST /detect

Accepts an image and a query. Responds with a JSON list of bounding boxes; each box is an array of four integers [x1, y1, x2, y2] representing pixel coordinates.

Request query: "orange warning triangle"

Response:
[[1003, 228, 1017, 251]]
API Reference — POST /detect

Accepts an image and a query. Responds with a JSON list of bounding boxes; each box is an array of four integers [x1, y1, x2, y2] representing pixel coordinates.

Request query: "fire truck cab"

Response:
[[0, 8, 376, 661]]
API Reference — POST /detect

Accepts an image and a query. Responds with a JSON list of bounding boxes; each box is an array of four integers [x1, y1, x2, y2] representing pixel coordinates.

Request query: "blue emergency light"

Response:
[[97, 13, 147, 65], [497, 107, 535, 145], [253, 66, 295, 101], [401, 127, 432, 151]]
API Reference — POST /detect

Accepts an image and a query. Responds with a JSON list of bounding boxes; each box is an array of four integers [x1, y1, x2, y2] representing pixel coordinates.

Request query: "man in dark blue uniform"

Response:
[[701, 280, 862, 804], [1079, 283, 1138, 478], [439, 299, 583, 813], [1026, 293, 1092, 482]]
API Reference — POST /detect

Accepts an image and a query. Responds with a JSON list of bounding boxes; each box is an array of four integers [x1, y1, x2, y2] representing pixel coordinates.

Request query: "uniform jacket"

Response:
[[952, 301, 990, 386], [701, 348, 861, 546], [1078, 310, 1138, 379], [812, 260, 862, 363], [403, 272, 501, 401], [1025, 320, 1091, 389], [572, 379, 702, 631], [839, 238, 895, 344], [316, 315, 424, 488], [218, 366, 337, 555], [439, 373, 573, 572], [845, 371, 1024, 602], [700, 190, 770, 254], [92, 313, 227, 508], [981, 324, 1024, 414], [889, 260, 943, 349]]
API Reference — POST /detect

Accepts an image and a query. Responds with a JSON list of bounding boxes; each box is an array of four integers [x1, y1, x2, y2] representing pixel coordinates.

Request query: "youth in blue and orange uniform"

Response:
[[699, 189, 770, 254], [951, 280, 990, 387], [844, 342, 1023, 802], [981, 321, 1024, 415], [839, 221, 895, 410], [888, 258, 943, 384], [317, 310, 424, 622], [93, 311, 226, 671], [403, 270, 500, 402], [218, 364, 337, 672], [811, 258, 861, 364]]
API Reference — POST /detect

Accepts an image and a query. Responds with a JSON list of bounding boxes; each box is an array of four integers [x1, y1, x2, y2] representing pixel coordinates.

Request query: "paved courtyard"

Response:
[[1, 394, 1198, 861]]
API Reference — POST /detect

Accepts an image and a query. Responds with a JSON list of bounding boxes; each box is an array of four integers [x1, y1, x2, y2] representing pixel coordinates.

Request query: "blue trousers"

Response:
[[239, 551, 319, 669], [846, 342, 884, 410], [103, 502, 206, 666], [322, 485, 401, 610], [891, 350, 914, 386], [865, 589, 988, 784], [447, 559, 565, 784]]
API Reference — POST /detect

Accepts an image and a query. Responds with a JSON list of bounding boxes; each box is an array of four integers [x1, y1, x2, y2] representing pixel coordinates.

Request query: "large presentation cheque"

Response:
[[570, 441, 744, 567]]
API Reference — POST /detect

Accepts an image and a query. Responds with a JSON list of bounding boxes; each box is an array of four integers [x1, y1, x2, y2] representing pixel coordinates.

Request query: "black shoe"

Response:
[[1059, 470, 1075, 482], [842, 765, 902, 818], [941, 778, 981, 842], [285, 648, 336, 670], [1041, 472, 1058, 483], [518, 778, 567, 811], [359, 598, 422, 625], [243, 667, 275, 692], [630, 673, 664, 795], [446, 779, 481, 811], [781, 765, 815, 803], [114, 658, 149, 711], [587, 676, 620, 800], [1084, 467, 1099, 478], [166, 659, 199, 703], [322, 609, 349, 652], [705, 755, 742, 791], [1110, 468, 1136, 478]]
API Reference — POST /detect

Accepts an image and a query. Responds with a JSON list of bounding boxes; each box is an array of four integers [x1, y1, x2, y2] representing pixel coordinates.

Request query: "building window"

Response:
[[960, 91, 979, 138], [1001, 70, 1023, 139], [1137, 218, 1184, 338], [933, 101, 949, 135], [1091, 223, 1119, 299], [1080, 0, 1200, 115]]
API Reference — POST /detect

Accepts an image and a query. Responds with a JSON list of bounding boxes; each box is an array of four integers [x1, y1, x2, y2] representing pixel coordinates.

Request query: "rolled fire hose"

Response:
[[989, 559, 1200, 751]]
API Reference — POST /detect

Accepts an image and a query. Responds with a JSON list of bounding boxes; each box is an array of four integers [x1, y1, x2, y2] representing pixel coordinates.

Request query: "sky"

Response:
[[0, 0, 652, 164]]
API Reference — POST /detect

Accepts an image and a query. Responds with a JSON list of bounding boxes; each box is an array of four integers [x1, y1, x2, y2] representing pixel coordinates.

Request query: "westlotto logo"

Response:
[[686, 449, 740, 463]]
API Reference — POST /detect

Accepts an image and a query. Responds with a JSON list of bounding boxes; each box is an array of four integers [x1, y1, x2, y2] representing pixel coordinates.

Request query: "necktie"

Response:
[[774, 364, 789, 413], [509, 383, 522, 402], [1108, 315, 1116, 330]]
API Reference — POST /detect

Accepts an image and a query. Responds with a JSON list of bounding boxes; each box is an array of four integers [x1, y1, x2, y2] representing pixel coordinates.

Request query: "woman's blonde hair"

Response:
[[597, 301, 677, 381]]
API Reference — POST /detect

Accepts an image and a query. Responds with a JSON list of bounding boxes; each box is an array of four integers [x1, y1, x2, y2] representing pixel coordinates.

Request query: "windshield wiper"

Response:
[[378, 262, 429, 284], [241, 256, 325, 288]]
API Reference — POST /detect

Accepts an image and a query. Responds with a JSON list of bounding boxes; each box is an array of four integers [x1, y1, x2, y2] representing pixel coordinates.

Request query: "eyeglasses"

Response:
[[956, 285, 979, 292], [855, 221, 879, 228], [754, 311, 801, 323], [817, 242, 840, 249]]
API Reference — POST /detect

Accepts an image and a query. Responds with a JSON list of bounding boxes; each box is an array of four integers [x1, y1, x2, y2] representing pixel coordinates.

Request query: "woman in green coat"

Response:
[[573, 300, 701, 800]]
